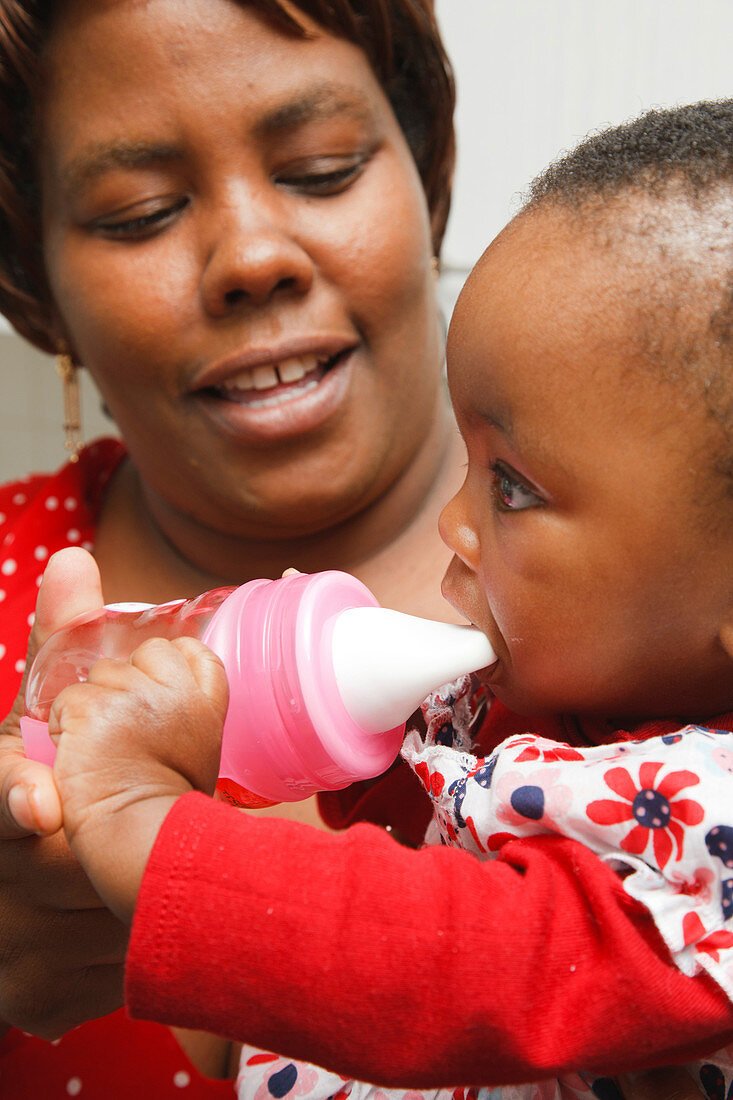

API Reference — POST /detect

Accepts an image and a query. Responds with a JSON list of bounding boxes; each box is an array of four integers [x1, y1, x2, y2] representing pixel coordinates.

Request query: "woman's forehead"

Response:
[[39, 0, 387, 126]]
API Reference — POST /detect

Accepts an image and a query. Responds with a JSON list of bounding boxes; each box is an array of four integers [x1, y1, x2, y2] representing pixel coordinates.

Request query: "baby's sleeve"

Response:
[[403, 724, 733, 1001]]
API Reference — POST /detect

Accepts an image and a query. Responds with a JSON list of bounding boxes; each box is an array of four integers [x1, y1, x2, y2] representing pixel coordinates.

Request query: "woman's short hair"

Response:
[[0, 0, 455, 351]]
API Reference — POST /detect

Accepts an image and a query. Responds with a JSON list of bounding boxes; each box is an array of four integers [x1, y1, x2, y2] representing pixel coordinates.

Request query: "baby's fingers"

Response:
[[169, 637, 229, 722], [48, 681, 123, 744], [125, 636, 229, 722]]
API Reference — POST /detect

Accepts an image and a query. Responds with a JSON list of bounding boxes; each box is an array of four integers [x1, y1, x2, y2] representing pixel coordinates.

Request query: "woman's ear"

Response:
[[719, 614, 733, 663]]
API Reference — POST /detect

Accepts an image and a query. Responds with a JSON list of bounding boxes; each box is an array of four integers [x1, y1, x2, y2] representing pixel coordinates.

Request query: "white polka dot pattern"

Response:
[[0, 440, 124, 760], [0, 444, 209, 1095]]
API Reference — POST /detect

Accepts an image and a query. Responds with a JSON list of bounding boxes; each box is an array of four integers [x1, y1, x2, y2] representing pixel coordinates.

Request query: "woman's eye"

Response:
[[94, 196, 189, 239], [278, 158, 367, 196], [491, 463, 542, 511]]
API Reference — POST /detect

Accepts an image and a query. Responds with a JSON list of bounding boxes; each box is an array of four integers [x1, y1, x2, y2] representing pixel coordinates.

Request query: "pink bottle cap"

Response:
[[204, 571, 405, 804]]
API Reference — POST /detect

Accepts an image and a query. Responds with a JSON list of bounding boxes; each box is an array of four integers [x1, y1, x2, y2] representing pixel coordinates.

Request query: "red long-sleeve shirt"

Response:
[[126, 715, 733, 1089]]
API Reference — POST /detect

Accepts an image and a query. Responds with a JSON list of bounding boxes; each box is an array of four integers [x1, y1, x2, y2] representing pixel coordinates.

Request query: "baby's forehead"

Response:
[[464, 189, 733, 344], [488, 184, 733, 270], [451, 187, 733, 504]]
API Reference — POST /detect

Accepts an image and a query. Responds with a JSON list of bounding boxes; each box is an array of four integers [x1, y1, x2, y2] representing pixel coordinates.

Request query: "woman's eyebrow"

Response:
[[255, 83, 375, 136], [59, 85, 374, 194], [61, 141, 182, 193]]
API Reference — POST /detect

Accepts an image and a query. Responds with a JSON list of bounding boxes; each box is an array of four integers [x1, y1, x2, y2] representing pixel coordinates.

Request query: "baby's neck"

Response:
[[567, 708, 733, 745], [476, 698, 733, 757]]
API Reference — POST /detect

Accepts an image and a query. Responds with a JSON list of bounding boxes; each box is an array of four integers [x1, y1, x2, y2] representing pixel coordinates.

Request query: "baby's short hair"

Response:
[[525, 99, 733, 207], [522, 100, 733, 482]]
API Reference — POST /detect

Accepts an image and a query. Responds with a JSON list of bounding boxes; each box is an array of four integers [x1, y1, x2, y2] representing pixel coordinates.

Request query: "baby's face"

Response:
[[440, 206, 733, 721]]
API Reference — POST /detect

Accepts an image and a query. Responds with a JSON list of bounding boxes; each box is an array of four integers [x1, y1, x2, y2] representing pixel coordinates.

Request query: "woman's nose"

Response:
[[438, 486, 481, 572], [201, 201, 314, 315]]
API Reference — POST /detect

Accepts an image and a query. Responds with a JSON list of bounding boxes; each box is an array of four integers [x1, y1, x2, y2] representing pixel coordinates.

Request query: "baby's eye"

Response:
[[491, 463, 542, 511]]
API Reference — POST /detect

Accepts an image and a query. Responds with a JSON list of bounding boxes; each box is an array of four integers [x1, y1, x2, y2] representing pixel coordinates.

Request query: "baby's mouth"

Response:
[[208, 350, 348, 409]]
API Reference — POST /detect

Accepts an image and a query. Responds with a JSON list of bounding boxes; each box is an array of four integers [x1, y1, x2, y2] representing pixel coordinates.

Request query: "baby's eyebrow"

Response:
[[476, 406, 515, 441], [61, 141, 182, 193], [476, 405, 540, 460]]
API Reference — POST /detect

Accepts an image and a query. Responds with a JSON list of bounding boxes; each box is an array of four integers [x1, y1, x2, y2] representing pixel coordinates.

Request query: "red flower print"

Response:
[[413, 761, 445, 797], [508, 736, 584, 764], [486, 830, 521, 852], [683, 912, 733, 961], [586, 762, 703, 869], [668, 866, 715, 904]]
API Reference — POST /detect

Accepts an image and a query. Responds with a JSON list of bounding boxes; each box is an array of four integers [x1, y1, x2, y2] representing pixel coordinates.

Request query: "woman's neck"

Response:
[[94, 400, 466, 622]]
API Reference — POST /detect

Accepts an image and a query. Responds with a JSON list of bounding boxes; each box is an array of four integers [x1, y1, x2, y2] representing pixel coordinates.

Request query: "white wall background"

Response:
[[3, 0, 733, 481]]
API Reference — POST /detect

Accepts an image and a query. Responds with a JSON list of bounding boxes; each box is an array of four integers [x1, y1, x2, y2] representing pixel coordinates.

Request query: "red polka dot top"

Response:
[[0, 439, 236, 1097]]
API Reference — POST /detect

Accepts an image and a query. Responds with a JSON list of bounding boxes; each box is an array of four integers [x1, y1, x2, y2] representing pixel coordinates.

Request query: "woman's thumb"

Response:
[[0, 548, 105, 837]]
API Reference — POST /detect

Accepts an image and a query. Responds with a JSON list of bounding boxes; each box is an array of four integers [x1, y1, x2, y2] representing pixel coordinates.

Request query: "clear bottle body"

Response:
[[25, 588, 235, 722], [20, 587, 279, 805]]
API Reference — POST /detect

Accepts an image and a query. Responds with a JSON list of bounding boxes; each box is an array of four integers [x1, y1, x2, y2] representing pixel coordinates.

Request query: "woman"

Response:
[[0, 0, 460, 1093], [0, 0, 706, 1096]]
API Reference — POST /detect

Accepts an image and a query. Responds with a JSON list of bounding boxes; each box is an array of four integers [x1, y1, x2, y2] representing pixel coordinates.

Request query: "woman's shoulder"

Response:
[[0, 437, 125, 518], [0, 437, 126, 710]]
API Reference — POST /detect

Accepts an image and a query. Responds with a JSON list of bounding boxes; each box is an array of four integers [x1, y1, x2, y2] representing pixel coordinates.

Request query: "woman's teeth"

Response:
[[232, 355, 317, 391], [214, 355, 327, 408]]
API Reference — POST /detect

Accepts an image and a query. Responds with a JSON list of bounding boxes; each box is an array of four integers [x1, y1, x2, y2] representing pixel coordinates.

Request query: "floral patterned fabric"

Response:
[[235, 679, 733, 1100]]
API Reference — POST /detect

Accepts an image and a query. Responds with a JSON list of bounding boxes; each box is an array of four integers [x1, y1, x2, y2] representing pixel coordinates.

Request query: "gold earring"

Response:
[[431, 255, 441, 278], [56, 345, 83, 463]]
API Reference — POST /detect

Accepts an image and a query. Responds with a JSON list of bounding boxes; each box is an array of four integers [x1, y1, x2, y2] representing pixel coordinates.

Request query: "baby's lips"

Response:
[[471, 633, 500, 680], [476, 657, 498, 681]]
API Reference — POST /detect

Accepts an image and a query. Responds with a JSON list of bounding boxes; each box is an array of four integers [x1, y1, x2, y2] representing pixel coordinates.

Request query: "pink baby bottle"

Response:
[[20, 570, 495, 807]]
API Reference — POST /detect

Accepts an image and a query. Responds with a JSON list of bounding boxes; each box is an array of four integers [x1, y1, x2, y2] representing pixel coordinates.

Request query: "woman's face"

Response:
[[39, 0, 442, 539]]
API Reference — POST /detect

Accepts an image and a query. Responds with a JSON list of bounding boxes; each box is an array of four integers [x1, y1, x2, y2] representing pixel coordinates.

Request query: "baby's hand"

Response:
[[52, 636, 229, 924]]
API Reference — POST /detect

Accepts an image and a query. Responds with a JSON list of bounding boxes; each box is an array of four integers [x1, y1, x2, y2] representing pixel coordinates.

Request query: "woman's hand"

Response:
[[0, 546, 105, 835], [53, 634, 229, 925], [619, 1068, 703, 1098], [0, 547, 129, 1039]]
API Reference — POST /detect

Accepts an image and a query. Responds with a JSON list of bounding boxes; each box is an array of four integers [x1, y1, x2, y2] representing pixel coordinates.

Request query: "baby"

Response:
[[45, 99, 733, 1098]]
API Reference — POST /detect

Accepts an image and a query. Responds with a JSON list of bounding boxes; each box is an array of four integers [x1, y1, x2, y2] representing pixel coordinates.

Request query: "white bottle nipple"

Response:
[[330, 607, 496, 734]]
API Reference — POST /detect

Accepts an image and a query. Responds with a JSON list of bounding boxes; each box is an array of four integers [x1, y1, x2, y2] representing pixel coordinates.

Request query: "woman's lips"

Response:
[[194, 347, 355, 443]]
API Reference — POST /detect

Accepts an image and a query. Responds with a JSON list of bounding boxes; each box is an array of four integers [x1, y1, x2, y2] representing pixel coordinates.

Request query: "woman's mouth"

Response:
[[195, 345, 356, 443], [206, 349, 348, 410]]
